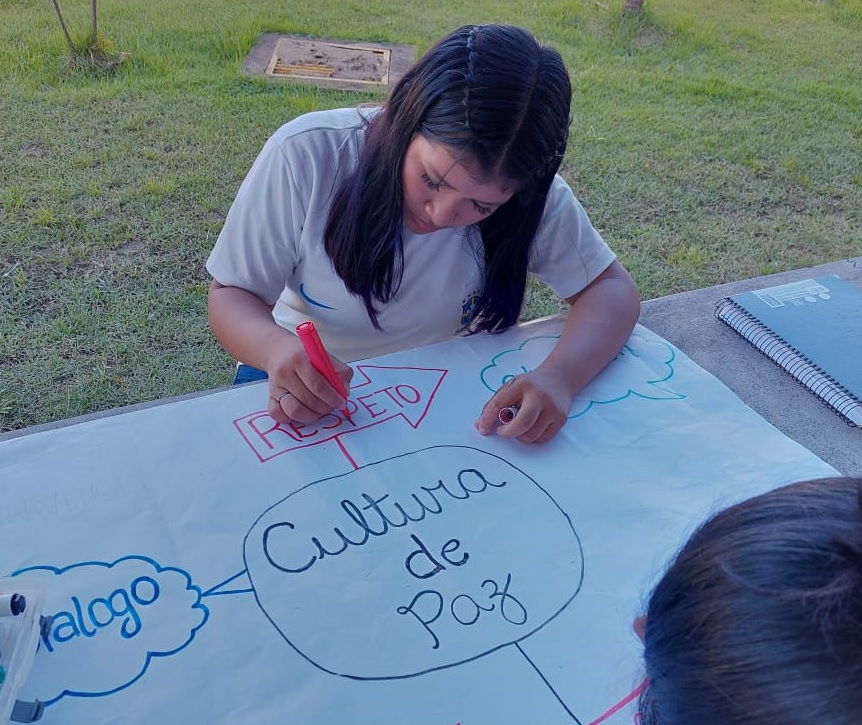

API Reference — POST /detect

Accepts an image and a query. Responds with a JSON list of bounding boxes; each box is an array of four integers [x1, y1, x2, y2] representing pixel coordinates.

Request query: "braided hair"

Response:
[[324, 24, 572, 330]]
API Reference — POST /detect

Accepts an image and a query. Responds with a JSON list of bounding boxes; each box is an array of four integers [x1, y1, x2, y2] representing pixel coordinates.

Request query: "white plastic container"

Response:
[[0, 577, 46, 724]]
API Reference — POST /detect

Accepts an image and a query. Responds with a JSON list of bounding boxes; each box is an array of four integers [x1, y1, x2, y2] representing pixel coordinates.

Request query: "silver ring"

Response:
[[276, 391, 291, 404]]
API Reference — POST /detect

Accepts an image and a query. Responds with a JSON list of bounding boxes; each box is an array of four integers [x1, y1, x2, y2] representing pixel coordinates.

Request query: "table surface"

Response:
[[0, 283, 850, 724], [638, 256, 862, 477]]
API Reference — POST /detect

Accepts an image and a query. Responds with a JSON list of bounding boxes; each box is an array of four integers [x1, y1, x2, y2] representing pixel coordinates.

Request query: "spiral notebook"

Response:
[[715, 274, 862, 427]]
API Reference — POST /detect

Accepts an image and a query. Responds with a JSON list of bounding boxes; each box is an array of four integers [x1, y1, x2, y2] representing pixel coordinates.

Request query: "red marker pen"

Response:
[[498, 405, 519, 425], [295, 321, 348, 399]]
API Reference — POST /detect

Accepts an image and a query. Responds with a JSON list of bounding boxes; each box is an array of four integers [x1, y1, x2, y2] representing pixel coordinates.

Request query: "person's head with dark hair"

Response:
[[638, 476, 862, 725], [325, 24, 572, 330]]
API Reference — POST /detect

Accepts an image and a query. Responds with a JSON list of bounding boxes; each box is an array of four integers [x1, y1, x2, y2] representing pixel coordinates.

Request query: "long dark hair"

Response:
[[639, 476, 862, 725], [324, 24, 572, 330]]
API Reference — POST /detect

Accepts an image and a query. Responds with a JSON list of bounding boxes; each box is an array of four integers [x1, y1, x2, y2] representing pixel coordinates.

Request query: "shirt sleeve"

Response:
[[527, 174, 616, 300], [206, 128, 303, 307]]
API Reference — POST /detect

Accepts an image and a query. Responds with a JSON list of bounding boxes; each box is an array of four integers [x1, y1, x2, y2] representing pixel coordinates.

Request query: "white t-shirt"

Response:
[[206, 108, 615, 362]]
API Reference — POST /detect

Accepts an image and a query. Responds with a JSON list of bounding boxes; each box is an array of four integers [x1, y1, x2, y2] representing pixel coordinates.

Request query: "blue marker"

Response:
[[0, 593, 25, 617]]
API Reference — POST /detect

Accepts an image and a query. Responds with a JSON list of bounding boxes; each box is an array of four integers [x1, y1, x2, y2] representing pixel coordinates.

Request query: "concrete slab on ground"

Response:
[[242, 33, 414, 92]]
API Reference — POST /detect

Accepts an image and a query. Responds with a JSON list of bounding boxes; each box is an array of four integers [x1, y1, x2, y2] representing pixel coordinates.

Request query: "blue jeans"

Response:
[[233, 364, 268, 385]]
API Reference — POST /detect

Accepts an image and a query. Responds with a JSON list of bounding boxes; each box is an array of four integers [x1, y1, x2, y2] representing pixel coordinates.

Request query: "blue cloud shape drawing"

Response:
[[15, 556, 209, 706], [479, 332, 685, 418]]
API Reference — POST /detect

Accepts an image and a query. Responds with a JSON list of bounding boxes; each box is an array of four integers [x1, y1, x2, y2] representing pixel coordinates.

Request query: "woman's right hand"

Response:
[[207, 279, 352, 426], [264, 334, 353, 426]]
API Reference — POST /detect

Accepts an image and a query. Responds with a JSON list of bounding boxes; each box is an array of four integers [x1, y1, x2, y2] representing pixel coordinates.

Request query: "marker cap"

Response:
[[498, 406, 519, 425], [0, 593, 26, 617]]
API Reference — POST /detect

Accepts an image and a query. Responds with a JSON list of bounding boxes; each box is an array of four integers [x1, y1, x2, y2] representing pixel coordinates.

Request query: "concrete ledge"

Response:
[[6, 260, 860, 477], [639, 257, 862, 476]]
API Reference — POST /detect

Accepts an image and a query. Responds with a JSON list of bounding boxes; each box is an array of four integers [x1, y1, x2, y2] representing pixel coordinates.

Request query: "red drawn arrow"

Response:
[[233, 365, 448, 463]]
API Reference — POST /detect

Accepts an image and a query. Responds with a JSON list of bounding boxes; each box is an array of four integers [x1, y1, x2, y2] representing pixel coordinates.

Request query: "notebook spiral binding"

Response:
[[715, 298, 861, 427]]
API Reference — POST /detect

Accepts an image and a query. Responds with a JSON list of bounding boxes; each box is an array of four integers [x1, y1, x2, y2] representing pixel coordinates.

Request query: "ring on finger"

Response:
[[275, 390, 291, 405]]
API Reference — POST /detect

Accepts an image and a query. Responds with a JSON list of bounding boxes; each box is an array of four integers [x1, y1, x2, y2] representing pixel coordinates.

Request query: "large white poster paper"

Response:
[[0, 319, 836, 724]]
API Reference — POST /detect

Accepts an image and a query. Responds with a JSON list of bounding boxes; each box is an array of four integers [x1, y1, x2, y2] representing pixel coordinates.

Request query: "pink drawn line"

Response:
[[588, 679, 648, 725], [335, 436, 359, 470]]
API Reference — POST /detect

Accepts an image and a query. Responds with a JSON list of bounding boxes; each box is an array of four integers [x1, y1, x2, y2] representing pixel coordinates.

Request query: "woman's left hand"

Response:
[[474, 369, 573, 444], [474, 260, 640, 444]]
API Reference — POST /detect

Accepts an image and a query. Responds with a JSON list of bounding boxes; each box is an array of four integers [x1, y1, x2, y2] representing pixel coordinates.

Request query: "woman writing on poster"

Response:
[[206, 24, 639, 444]]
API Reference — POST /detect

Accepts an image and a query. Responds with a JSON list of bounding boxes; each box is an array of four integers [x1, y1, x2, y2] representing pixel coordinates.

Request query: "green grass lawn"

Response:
[[1, 0, 860, 431]]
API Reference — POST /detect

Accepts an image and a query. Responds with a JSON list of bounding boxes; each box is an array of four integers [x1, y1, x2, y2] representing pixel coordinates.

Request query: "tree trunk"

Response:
[[51, 0, 77, 52], [91, 0, 98, 37]]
